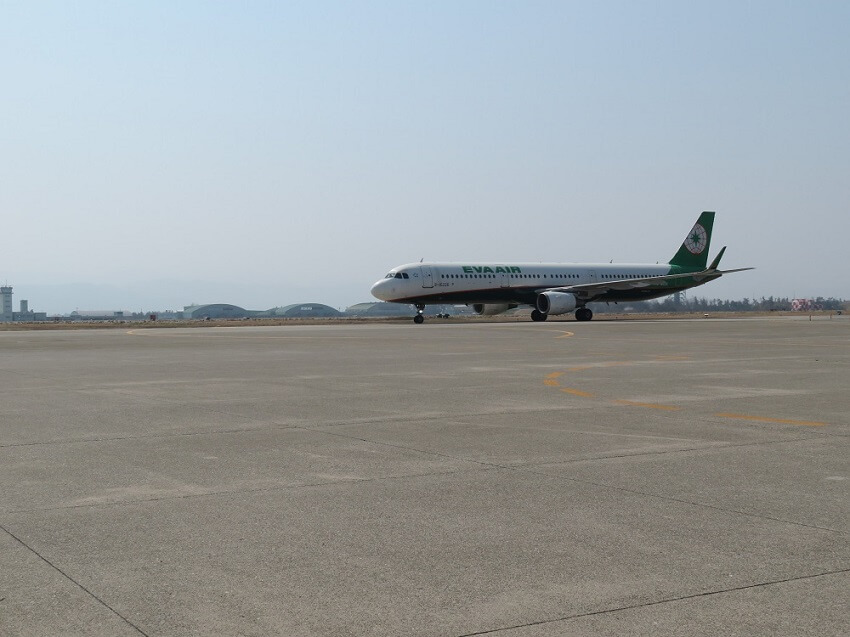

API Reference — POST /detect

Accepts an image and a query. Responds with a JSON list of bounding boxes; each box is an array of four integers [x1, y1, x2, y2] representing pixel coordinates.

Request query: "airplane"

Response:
[[370, 211, 753, 323]]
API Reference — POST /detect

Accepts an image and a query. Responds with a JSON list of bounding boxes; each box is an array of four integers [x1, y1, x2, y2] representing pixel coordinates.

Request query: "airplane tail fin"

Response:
[[669, 211, 715, 269]]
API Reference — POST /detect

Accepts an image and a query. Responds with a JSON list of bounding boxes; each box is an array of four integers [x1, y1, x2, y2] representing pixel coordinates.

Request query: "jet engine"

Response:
[[536, 292, 578, 315], [472, 303, 517, 316]]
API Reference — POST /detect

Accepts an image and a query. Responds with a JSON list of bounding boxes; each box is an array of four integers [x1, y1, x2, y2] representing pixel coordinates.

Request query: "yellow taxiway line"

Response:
[[561, 387, 595, 397], [543, 357, 829, 427], [614, 400, 682, 411]]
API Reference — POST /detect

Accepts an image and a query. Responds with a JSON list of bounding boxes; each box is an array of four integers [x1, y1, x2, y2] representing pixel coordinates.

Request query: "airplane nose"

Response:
[[371, 279, 389, 301]]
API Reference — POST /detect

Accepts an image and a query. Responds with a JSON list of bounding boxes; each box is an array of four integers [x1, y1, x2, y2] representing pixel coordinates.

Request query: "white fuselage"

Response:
[[371, 261, 672, 306]]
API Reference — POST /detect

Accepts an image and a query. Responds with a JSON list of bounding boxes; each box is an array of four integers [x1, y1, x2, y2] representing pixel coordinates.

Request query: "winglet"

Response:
[[707, 246, 726, 271]]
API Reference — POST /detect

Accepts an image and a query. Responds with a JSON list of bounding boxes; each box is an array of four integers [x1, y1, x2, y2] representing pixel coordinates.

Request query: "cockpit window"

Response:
[[402, 273, 409, 279], [395, 272, 403, 279]]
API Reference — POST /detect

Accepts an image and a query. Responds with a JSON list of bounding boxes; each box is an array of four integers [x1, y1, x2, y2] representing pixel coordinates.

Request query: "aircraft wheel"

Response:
[[531, 310, 548, 322], [413, 314, 425, 324], [575, 307, 593, 321]]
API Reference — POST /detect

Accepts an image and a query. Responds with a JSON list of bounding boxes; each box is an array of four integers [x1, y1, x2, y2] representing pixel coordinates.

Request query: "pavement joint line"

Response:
[[260, 424, 850, 536], [0, 405, 616, 449], [510, 464, 848, 535], [715, 412, 828, 427], [0, 523, 151, 637], [3, 466, 499, 515], [0, 425, 298, 449], [517, 436, 818, 467], [6, 435, 830, 522], [3, 420, 838, 528], [125, 329, 374, 340], [453, 567, 850, 636]]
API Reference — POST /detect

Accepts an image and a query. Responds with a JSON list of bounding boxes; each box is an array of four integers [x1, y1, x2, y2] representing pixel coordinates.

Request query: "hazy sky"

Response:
[[2, 1, 848, 313]]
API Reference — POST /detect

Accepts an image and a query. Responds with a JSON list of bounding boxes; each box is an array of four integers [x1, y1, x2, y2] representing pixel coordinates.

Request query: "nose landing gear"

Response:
[[413, 305, 426, 324]]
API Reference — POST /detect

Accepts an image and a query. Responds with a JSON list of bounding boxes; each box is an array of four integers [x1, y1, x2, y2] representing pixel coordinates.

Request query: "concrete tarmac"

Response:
[[1, 317, 848, 636]]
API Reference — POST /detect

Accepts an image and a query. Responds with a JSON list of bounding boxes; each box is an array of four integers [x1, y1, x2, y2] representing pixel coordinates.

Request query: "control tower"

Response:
[[0, 286, 12, 322]]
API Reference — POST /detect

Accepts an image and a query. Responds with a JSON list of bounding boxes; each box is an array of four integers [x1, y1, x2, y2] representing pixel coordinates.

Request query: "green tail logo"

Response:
[[669, 211, 715, 269]]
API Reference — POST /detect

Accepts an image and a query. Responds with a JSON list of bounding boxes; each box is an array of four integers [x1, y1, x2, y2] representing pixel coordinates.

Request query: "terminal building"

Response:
[[68, 310, 130, 321]]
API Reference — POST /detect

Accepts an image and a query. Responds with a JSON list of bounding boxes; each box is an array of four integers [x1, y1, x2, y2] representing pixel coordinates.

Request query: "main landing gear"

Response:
[[530, 308, 592, 322], [575, 307, 593, 322], [413, 304, 425, 324]]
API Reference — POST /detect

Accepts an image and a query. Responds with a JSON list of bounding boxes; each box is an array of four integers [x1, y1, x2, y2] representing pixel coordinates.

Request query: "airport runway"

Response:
[[1, 317, 848, 636]]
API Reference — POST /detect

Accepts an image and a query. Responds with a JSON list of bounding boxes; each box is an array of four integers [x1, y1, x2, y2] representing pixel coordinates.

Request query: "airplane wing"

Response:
[[538, 266, 754, 297]]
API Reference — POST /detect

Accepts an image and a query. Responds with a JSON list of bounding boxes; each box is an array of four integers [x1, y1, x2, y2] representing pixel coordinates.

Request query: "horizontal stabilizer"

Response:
[[707, 246, 727, 271], [713, 267, 755, 275]]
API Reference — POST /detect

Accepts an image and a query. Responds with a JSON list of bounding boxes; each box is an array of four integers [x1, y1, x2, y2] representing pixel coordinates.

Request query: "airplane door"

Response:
[[587, 269, 598, 283], [500, 271, 510, 288], [420, 265, 434, 288]]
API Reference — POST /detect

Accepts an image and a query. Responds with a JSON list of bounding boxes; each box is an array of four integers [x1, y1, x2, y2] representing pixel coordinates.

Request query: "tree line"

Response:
[[595, 296, 846, 314]]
